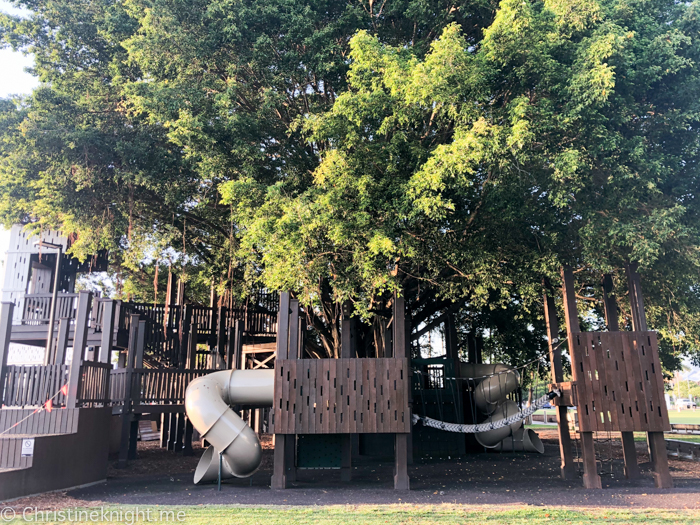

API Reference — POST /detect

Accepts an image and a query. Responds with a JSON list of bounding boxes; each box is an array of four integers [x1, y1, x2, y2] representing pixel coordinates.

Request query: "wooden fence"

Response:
[[21, 293, 78, 325], [77, 362, 112, 406], [110, 368, 211, 408], [2, 363, 111, 409], [1, 364, 69, 407]]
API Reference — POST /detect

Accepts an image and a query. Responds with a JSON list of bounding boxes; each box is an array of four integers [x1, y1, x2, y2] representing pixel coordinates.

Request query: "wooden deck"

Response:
[[10, 292, 280, 369]]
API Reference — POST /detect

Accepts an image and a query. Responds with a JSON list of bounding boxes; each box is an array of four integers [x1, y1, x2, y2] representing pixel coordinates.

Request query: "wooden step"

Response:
[[138, 420, 159, 442]]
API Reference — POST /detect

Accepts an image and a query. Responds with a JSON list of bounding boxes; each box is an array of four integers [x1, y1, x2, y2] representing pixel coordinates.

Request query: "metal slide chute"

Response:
[[185, 369, 274, 484]]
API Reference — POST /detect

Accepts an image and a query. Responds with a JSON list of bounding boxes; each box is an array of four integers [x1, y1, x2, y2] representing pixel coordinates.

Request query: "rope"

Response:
[[0, 385, 67, 436], [412, 390, 560, 433]]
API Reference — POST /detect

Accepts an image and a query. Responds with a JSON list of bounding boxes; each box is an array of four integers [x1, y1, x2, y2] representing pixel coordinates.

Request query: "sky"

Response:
[[0, 1, 38, 284]]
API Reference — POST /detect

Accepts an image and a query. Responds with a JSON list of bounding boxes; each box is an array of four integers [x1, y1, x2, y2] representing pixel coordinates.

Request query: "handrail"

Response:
[[77, 361, 112, 407], [21, 293, 79, 325], [110, 368, 212, 406], [1, 364, 70, 407]]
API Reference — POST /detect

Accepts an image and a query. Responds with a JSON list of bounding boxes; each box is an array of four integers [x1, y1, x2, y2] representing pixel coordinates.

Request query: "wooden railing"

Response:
[[1, 364, 69, 407], [109, 369, 129, 405], [2, 364, 213, 409], [120, 303, 183, 367], [77, 362, 112, 407], [110, 368, 211, 406], [21, 293, 78, 325]]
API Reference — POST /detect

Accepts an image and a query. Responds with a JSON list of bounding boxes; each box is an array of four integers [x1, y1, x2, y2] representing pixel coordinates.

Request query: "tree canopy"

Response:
[[1, 0, 700, 367]]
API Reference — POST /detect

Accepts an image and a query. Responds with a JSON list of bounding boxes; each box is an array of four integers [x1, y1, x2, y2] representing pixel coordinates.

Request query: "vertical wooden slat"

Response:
[[328, 360, 337, 434], [301, 359, 310, 434], [349, 359, 358, 434]]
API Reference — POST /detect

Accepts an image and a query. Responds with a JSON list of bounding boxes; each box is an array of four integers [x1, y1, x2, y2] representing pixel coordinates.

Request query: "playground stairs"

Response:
[[0, 407, 111, 501]]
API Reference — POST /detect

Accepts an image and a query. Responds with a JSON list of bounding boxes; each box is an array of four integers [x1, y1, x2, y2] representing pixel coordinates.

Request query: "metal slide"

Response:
[[185, 369, 274, 484], [460, 363, 544, 453]]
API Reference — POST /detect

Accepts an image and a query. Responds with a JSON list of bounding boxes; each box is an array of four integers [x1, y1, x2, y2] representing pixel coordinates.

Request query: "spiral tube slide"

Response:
[[185, 369, 274, 484], [458, 362, 543, 452], [460, 363, 520, 415], [494, 428, 545, 454]]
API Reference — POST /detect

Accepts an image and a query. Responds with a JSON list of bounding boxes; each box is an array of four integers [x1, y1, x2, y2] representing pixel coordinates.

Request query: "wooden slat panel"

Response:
[[301, 359, 310, 433], [329, 359, 337, 434], [569, 331, 669, 433], [348, 359, 357, 434], [620, 334, 642, 430], [270, 358, 410, 434]]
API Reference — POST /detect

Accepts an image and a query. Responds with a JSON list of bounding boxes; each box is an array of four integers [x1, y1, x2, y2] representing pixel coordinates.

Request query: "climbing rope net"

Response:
[[411, 356, 560, 434]]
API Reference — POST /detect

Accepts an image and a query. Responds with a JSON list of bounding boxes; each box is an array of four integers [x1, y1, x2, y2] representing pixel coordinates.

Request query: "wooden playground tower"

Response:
[[1, 261, 674, 494], [269, 292, 412, 489], [547, 264, 672, 489]]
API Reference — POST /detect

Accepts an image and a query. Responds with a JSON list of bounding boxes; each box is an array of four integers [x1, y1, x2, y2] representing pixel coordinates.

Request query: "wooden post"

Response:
[[174, 413, 184, 452], [66, 291, 92, 409], [183, 416, 194, 456], [341, 300, 357, 358], [187, 324, 198, 369], [561, 267, 601, 489], [128, 414, 140, 460], [543, 284, 576, 480], [216, 305, 227, 360], [467, 332, 482, 364], [233, 320, 243, 370], [179, 304, 192, 368], [602, 274, 620, 331], [176, 279, 186, 306], [445, 308, 460, 361], [160, 413, 170, 449], [208, 285, 218, 351], [117, 315, 140, 468], [135, 320, 146, 369], [625, 262, 648, 331], [393, 290, 410, 490], [288, 299, 299, 359], [98, 300, 116, 364], [299, 315, 306, 359], [167, 409, 178, 451], [55, 318, 71, 366], [626, 263, 673, 488], [277, 293, 290, 360], [340, 300, 355, 481], [394, 433, 410, 490], [283, 298, 299, 482], [648, 431, 673, 488], [602, 274, 639, 479], [126, 316, 140, 369], [0, 302, 14, 406], [272, 434, 288, 490], [272, 292, 290, 490]]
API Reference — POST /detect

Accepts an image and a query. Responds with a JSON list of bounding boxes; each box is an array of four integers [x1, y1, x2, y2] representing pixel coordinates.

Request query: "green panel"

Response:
[[296, 434, 342, 469], [411, 357, 467, 458], [412, 426, 466, 458]]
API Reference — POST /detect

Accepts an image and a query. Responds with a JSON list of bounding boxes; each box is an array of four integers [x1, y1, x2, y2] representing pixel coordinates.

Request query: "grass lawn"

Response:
[[532, 409, 700, 426], [7, 505, 700, 525], [667, 411, 700, 425]]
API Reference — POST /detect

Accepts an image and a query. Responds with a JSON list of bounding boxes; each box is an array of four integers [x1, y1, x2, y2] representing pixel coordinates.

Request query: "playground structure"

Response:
[[0, 240, 674, 498]]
